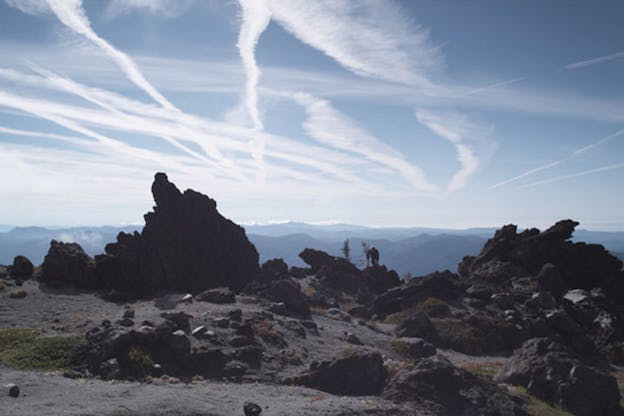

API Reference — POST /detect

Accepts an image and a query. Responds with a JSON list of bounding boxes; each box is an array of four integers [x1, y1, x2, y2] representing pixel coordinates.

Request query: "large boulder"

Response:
[[495, 337, 621, 416], [9, 255, 34, 278], [361, 265, 402, 294], [299, 248, 358, 274], [95, 173, 259, 293], [261, 278, 310, 316], [370, 270, 464, 319], [395, 312, 439, 343], [287, 351, 386, 396], [383, 355, 527, 415], [41, 241, 98, 287]]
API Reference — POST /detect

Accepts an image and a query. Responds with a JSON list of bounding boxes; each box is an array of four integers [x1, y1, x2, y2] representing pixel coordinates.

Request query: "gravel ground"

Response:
[[1, 367, 418, 416]]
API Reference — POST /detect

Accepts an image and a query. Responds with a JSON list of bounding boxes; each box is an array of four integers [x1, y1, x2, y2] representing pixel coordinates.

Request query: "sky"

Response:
[[0, 0, 623, 230]]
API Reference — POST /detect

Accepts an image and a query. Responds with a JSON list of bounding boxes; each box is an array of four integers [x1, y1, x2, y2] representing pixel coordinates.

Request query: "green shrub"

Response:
[[0, 327, 81, 371], [507, 386, 572, 416]]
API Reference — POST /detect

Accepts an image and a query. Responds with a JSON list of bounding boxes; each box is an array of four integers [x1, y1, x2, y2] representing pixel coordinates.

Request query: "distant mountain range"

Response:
[[1, 222, 623, 277]]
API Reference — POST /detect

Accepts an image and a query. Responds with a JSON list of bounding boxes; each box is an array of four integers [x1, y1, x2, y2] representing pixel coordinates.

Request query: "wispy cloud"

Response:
[[415, 109, 492, 192], [267, 0, 441, 86], [518, 162, 624, 189], [565, 51, 624, 70], [236, 0, 271, 130], [293, 92, 436, 192], [489, 128, 624, 189]]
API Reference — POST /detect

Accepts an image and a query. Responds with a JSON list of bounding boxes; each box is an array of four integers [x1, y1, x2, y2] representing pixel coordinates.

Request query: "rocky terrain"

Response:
[[1, 173, 623, 415]]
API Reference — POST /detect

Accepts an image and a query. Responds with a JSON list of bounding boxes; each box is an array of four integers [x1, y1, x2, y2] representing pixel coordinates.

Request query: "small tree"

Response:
[[342, 238, 351, 262]]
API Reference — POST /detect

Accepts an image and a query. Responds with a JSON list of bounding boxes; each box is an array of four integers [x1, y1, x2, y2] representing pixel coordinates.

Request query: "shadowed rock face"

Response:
[[95, 173, 259, 293]]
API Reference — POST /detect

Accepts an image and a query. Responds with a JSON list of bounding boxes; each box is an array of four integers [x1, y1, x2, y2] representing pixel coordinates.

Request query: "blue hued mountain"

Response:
[[1, 222, 622, 277]]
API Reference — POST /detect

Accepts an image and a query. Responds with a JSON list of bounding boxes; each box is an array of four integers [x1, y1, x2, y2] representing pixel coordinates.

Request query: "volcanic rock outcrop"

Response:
[[93, 173, 259, 293], [495, 338, 621, 416], [41, 241, 98, 287], [383, 355, 528, 415]]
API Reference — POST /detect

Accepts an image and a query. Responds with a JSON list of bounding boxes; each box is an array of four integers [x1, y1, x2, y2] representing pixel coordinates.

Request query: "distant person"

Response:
[[366, 246, 380, 267]]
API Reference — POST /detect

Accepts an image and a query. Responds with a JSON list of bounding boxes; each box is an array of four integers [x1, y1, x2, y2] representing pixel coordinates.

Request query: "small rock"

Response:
[[235, 323, 254, 337], [344, 332, 363, 345], [326, 308, 352, 322], [563, 289, 589, 305], [191, 326, 208, 338], [213, 317, 230, 328], [123, 308, 135, 319], [116, 318, 134, 327], [395, 312, 438, 343], [545, 309, 582, 334], [228, 308, 243, 321], [230, 336, 253, 347], [181, 293, 193, 303], [223, 360, 247, 380], [7, 383, 19, 398], [100, 358, 121, 380], [244, 401, 262, 416], [526, 291, 557, 310], [268, 302, 288, 316]]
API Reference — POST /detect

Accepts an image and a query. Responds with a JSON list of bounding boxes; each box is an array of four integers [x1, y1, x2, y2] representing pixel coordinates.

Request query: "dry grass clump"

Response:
[[238, 295, 258, 304], [9, 289, 27, 299], [385, 297, 451, 323], [254, 321, 287, 347], [431, 317, 484, 355]]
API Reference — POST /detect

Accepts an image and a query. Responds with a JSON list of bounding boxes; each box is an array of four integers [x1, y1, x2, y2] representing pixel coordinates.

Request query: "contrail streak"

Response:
[[489, 128, 624, 189], [46, 0, 177, 111]]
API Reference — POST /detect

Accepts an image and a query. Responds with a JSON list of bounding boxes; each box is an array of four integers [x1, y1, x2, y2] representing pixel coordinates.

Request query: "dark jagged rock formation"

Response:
[[94, 173, 259, 293], [9, 255, 34, 278], [41, 241, 98, 287], [458, 219, 623, 300], [383, 355, 528, 416], [495, 338, 621, 416], [287, 351, 386, 396]]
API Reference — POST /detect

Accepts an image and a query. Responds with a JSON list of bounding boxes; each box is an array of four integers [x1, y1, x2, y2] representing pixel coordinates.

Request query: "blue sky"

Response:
[[0, 0, 622, 230]]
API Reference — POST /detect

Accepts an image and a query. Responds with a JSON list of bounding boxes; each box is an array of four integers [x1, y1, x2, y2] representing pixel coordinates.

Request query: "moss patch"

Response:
[[458, 361, 504, 380], [507, 386, 572, 416], [0, 327, 81, 371]]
